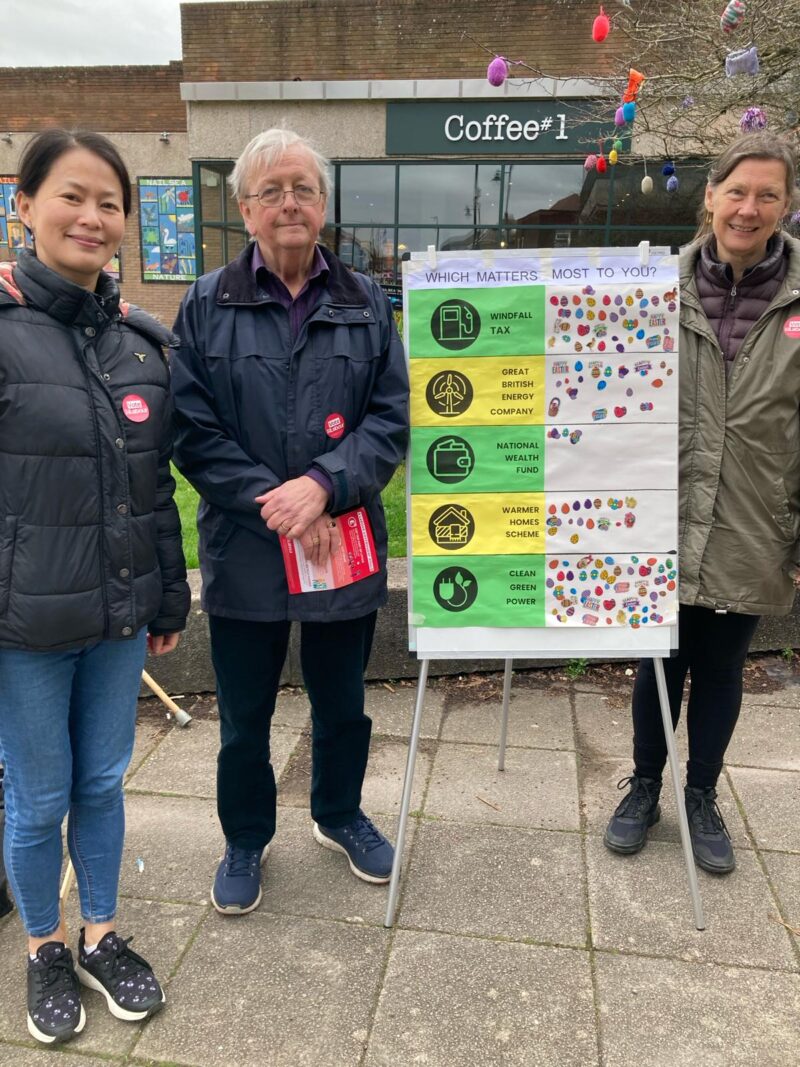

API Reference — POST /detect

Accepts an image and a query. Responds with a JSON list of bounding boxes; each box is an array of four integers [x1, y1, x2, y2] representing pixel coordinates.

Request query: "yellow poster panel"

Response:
[[410, 357, 545, 427], [411, 492, 546, 555]]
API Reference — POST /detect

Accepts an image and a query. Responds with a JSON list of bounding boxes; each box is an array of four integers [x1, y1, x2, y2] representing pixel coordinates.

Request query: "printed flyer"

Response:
[[405, 249, 679, 634], [280, 506, 378, 594]]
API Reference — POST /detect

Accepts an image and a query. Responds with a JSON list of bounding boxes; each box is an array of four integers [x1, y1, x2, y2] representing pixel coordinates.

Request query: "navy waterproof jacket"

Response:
[[0, 250, 190, 651], [171, 244, 409, 622]]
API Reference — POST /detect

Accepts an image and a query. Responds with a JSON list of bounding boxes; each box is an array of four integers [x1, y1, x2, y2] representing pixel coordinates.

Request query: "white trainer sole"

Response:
[[313, 822, 391, 885], [27, 1002, 86, 1043], [75, 963, 165, 1021], [210, 843, 270, 915]]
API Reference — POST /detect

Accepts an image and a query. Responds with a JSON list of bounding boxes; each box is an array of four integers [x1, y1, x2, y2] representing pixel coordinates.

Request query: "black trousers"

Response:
[[209, 612, 377, 850], [632, 605, 760, 789]]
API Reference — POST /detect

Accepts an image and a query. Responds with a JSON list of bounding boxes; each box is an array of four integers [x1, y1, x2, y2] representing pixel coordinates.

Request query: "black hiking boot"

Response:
[[684, 785, 735, 874], [604, 774, 662, 854]]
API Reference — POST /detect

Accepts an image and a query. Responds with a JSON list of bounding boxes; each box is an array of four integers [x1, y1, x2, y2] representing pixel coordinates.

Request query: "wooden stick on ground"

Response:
[[141, 669, 192, 726]]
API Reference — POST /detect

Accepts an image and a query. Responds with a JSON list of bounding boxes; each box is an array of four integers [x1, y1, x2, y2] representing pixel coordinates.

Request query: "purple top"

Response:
[[251, 241, 334, 502]]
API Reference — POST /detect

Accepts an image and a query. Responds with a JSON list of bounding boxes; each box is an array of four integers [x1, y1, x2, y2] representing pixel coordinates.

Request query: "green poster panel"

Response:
[[408, 286, 545, 358], [410, 425, 545, 494], [411, 554, 546, 629]]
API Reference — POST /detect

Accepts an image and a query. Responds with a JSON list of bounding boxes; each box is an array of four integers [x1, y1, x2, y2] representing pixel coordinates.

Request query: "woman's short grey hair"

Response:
[[228, 129, 331, 201], [694, 131, 799, 240]]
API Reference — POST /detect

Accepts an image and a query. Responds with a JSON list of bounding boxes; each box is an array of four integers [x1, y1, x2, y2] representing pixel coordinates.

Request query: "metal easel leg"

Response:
[[384, 657, 429, 928], [497, 658, 513, 771], [653, 656, 705, 931]]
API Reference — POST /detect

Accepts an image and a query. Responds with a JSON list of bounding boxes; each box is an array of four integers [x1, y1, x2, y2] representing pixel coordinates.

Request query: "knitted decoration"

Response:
[[622, 101, 636, 122], [641, 175, 654, 194], [592, 6, 610, 42], [614, 106, 626, 126], [584, 153, 599, 171], [666, 175, 679, 193], [623, 69, 645, 102], [487, 56, 509, 86], [739, 106, 767, 132], [608, 148, 619, 165], [613, 138, 623, 152], [720, 0, 746, 33], [662, 161, 675, 176], [596, 155, 608, 174], [725, 46, 759, 76]]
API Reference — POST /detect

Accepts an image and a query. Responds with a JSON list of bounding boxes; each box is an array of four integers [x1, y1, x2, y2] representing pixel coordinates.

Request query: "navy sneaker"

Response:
[[313, 811, 394, 884], [211, 843, 268, 915], [27, 942, 85, 1044], [604, 774, 662, 854], [77, 929, 164, 1021], [685, 785, 735, 874]]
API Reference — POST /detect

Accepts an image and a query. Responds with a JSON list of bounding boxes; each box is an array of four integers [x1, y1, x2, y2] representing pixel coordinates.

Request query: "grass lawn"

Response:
[[172, 464, 407, 570]]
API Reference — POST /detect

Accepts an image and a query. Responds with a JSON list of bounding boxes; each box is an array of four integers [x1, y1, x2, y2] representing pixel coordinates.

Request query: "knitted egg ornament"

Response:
[[613, 138, 623, 152], [596, 155, 608, 174], [622, 101, 636, 122], [592, 6, 611, 42], [662, 161, 675, 176], [609, 148, 619, 165], [614, 106, 626, 126], [584, 153, 599, 171], [641, 175, 654, 194], [726, 46, 759, 76], [740, 106, 767, 132], [487, 56, 509, 87], [720, 0, 746, 33], [666, 175, 679, 193]]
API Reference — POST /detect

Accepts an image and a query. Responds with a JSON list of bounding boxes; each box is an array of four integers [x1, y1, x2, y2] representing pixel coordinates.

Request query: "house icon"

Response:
[[429, 504, 474, 549]]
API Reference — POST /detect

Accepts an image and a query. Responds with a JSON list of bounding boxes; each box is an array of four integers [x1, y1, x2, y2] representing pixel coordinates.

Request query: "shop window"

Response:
[[501, 163, 588, 227], [607, 162, 708, 230], [398, 164, 500, 228], [337, 165, 394, 224]]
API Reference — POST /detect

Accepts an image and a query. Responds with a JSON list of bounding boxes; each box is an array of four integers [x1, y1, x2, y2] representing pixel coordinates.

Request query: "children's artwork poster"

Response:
[[0, 177, 33, 253], [404, 248, 679, 657], [138, 178, 195, 282], [104, 251, 121, 281]]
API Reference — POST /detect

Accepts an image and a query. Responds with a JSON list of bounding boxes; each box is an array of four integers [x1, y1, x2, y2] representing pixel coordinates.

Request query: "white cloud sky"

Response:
[[1, 0, 252, 66]]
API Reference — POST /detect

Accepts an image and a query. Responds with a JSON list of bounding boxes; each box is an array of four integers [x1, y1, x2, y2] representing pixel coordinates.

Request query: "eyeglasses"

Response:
[[243, 184, 324, 208]]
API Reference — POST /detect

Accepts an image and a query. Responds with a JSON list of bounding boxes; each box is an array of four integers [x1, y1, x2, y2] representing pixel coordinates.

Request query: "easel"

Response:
[[384, 653, 705, 932]]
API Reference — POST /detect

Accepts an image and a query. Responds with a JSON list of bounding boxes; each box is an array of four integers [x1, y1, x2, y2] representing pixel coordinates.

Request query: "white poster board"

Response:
[[403, 246, 679, 659]]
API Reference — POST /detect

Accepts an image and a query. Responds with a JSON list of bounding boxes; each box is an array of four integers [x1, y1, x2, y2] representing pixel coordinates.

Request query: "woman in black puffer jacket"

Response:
[[0, 129, 189, 1045]]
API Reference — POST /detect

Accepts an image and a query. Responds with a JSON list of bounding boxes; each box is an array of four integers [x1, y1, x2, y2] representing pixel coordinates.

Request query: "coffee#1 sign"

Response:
[[403, 247, 680, 659]]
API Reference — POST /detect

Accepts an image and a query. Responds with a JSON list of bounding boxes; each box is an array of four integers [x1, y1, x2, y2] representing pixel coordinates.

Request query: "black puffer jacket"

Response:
[[0, 250, 190, 651]]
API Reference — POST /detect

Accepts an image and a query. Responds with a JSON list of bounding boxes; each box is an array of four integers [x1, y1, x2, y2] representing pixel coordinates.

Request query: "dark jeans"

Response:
[[632, 605, 760, 789], [209, 612, 377, 850]]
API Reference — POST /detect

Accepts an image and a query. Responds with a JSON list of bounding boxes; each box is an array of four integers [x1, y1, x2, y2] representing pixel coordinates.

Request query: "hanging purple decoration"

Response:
[[725, 46, 759, 76], [681, 96, 695, 109], [614, 106, 626, 126], [720, 0, 746, 33], [487, 56, 509, 87], [739, 106, 768, 132], [666, 175, 679, 193]]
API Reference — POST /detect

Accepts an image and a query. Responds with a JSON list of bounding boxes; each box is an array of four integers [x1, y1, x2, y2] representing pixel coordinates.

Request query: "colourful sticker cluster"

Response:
[[405, 255, 679, 631]]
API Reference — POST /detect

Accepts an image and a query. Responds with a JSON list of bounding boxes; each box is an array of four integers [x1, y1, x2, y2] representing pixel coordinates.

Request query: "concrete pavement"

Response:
[[1, 659, 800, 1065]]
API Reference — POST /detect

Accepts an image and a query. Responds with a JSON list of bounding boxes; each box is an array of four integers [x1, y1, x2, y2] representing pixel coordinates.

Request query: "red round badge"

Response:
[[784, 316, 800, 339], [122, 394, 150, 423], [324, 412, 345, 439]]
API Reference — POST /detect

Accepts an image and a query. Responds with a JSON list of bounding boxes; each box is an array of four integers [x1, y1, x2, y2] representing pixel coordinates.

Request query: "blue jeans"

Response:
[[0, 630, 147, 937]]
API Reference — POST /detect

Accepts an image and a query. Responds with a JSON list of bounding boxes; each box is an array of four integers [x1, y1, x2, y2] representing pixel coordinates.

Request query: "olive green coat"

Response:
[[679, 236, 800, 615]]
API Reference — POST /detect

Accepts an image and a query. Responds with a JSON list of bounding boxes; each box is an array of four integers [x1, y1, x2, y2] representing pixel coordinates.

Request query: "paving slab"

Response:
[[365, 930, 598, 1067], [440, 687, 574, 749], [127, 717, 170, 777], [727, 766, 800, 851], [725, 702, 800, 770], [365, 684, 445, 740], [119, 793, 221, 904], [127, 720, 301, 799], [0, 1047, 112, 1067], [259, 807, 413, 925], [740, 687, 800, 709], [574, 690, 689, 763], [271, 688, 313, 729], [580, 756, 750, 848], [424, 742, 581, 831], [596, 952, 800, 1066], [0, 899, 202, 1057], [137, 914, 388, 1067], [585, 836, 796, 970], [398, 820, 587, 947], [761, 851, 800, 944]]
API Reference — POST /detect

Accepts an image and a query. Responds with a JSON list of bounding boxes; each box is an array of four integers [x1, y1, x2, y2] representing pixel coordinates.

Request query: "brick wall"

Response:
[[181, 0, 621, 82], [0, 63, 186, 133]]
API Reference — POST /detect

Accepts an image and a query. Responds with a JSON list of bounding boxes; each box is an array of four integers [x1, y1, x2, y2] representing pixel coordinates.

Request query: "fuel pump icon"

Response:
[[430, 299, 481, 351]]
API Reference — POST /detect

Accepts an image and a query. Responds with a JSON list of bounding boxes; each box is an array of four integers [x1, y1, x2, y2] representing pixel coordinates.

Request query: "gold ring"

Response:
[[280, 521, 290, 531], [327, 520, 336, 528], [312, 537, 320, 545]]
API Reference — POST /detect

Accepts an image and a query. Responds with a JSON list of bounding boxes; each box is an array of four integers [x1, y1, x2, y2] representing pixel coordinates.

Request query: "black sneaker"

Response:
[[27, 942, 86, 1044], [313, 811, 394, 884], [685, 785, 735, 874], [76, 929, 164, 1021], [604, 774, 662, 854]]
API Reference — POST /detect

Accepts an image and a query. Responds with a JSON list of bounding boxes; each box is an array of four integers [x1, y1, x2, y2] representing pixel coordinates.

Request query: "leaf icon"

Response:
[[455, 571, 465, 587]]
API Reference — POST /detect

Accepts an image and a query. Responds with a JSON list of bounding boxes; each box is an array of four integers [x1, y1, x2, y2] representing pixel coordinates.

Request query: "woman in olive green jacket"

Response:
[[605, 132, 800, 875]]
